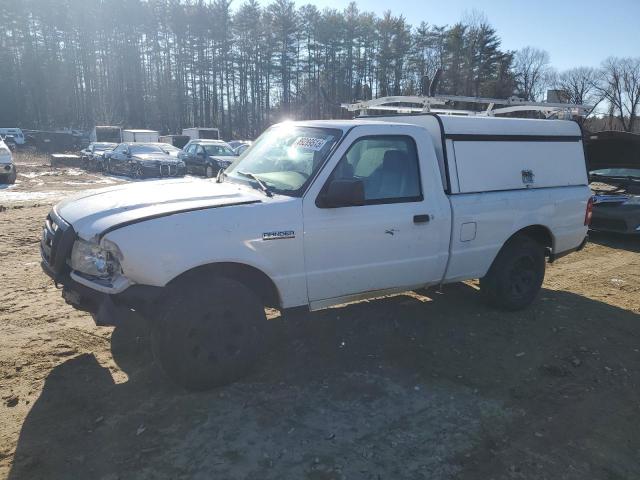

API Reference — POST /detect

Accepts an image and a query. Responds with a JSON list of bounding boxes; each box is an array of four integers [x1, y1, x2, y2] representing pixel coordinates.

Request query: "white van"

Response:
[[182, 127, 220, 140], [121, 129, 159, 143]]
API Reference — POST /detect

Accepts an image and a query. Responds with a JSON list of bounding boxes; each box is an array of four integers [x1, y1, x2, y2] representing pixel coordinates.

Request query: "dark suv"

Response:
[[179, 140, 237, 177]]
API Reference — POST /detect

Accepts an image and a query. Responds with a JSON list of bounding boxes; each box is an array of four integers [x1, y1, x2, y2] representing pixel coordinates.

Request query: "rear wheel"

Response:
[[480, 234, 546, 311], [150, 276, 266, 390]]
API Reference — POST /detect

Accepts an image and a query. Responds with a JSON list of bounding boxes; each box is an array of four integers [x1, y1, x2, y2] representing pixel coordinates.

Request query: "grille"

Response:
[[158, 164, 181, 176], [40, 212, 75, 279], [590, 217, 628, 232]]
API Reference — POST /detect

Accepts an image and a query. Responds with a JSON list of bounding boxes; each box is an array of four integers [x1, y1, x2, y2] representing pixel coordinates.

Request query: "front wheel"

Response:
[[205, 165, 215, 178], [2, 167, 17, 184], [130, 164, 143, 178], [480, 234, 545, 311], [150, 276, 266, 390]]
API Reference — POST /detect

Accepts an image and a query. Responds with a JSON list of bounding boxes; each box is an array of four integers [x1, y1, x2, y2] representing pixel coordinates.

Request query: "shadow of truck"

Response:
[[9, 284, 640, 480]]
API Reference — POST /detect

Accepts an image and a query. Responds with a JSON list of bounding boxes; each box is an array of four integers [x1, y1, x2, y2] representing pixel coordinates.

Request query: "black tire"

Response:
[[130, 164, 143, 178], [480, 234, 546, 311], [6, 168, 17, 184], [205, 164, 214, 178], [150, 276, 266, 390]]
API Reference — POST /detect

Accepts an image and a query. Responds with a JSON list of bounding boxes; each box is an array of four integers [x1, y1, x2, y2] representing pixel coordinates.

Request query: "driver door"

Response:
[[302, 126, 451, 308]]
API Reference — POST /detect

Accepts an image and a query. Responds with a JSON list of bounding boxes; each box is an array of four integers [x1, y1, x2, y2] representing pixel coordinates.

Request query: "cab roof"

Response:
[[289, 115, 581, 137]]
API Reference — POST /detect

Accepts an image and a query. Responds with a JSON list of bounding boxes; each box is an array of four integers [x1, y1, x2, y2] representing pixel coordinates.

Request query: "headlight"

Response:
[[178, 161, 185, 167], [70, 239, 122, 279]]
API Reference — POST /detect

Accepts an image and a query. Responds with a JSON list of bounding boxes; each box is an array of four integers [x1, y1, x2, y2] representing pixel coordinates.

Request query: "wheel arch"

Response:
[[167, 262, 282, 309], [508, 224, 554, 256]]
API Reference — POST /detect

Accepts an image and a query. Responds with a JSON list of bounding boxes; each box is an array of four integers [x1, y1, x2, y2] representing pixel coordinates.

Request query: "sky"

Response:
[[308, 0, 639, 71]]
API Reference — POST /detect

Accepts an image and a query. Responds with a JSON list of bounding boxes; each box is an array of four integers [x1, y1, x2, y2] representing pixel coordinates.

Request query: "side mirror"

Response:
[[197, 151, 206, 158], [318, 179, 365, 208]]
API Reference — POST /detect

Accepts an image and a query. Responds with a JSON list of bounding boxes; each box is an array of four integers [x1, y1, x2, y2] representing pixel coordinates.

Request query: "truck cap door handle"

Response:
[[413, 214, 430, 224]]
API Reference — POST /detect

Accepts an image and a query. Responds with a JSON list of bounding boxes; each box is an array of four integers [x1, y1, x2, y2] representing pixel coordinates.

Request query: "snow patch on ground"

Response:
[[0, 190, 66, 203], [19, 168, 85, 179]]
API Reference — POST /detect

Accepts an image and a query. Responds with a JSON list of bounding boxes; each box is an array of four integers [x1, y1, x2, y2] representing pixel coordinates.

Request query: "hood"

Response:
[[586, 131, 640, 171], [56, 178, 263, 240], [132, 153, 181, 163]]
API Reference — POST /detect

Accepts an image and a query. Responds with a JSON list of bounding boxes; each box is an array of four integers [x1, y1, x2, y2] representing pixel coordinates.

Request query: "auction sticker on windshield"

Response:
[[292, 136, 328, 151]]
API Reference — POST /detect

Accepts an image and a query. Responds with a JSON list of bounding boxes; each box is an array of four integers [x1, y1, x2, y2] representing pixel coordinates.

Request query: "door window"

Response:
[[326, 136, 422, 204]]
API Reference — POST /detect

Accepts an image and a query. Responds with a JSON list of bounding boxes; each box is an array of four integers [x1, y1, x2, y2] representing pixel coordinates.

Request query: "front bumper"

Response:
[[40, 210, 163, 325], [42, 262, 162, 326]]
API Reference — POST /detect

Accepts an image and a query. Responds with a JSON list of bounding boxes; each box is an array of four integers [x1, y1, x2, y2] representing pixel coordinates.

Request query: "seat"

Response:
[[367, 150, 410, 199]]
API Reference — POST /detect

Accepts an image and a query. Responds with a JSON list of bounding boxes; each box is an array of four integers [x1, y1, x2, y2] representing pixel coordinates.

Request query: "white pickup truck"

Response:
[[40, 114, 592, 389]]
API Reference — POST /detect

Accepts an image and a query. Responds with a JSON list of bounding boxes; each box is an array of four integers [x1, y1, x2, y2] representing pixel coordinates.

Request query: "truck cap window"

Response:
[[225, 125, 341, 196]]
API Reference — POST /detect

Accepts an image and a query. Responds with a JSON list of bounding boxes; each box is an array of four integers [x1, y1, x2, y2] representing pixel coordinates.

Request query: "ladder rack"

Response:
[[341, 95, 591, 119]]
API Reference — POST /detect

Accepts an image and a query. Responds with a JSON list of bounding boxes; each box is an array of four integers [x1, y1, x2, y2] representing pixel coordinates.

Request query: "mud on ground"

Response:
[[1, 152, 639, 479]]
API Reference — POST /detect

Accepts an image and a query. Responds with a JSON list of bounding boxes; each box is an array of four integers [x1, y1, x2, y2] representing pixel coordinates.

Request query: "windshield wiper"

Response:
[[237, 171, 274, 197]]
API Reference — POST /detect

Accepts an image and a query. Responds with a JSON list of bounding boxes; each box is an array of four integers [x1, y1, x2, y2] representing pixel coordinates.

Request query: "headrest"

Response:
[[382, 150, 407, 171]]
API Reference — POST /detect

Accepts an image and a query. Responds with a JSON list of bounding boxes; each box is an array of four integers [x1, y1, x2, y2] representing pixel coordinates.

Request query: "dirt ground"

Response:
[[1, 152, 639, 480]]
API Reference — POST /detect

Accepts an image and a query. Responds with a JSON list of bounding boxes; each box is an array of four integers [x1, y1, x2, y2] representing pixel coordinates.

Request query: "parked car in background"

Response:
[[586, 130, 640, 235], [0, 128, 25, 145], [106, 143, 186, 178], [233, 143, 251, 156], [80, 142, 118, 171], [179, 139, 237, 177], [227, 140, 252, 150], [0, 138, 16, 184], [155, 143, 181, 157], [2, 135, 17, 151]]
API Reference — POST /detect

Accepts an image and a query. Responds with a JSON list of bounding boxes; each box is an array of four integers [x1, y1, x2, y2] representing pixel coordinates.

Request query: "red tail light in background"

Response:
[[584, 196, 594, 226]]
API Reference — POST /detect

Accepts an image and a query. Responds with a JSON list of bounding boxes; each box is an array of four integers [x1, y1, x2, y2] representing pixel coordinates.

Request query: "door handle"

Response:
[[413, 214, 430, 224]]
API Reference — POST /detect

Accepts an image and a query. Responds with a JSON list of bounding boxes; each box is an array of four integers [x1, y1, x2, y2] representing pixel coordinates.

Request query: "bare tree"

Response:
[[555, 67, 602, 117], [595, 57, 640, 132], [512, 46, 551, 101]]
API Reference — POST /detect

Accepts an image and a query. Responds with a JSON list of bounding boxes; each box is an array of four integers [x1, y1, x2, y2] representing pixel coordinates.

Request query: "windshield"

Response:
[[130, 144, 164, 154], [225, 125, 341, 196], [159, 144, 180, 153], [590, 168, 640, 179], [203, 144, 235, 156]]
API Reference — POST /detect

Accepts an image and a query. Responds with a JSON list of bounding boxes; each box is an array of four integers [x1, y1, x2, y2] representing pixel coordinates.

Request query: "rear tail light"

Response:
[[584, 196, 594, 226]]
